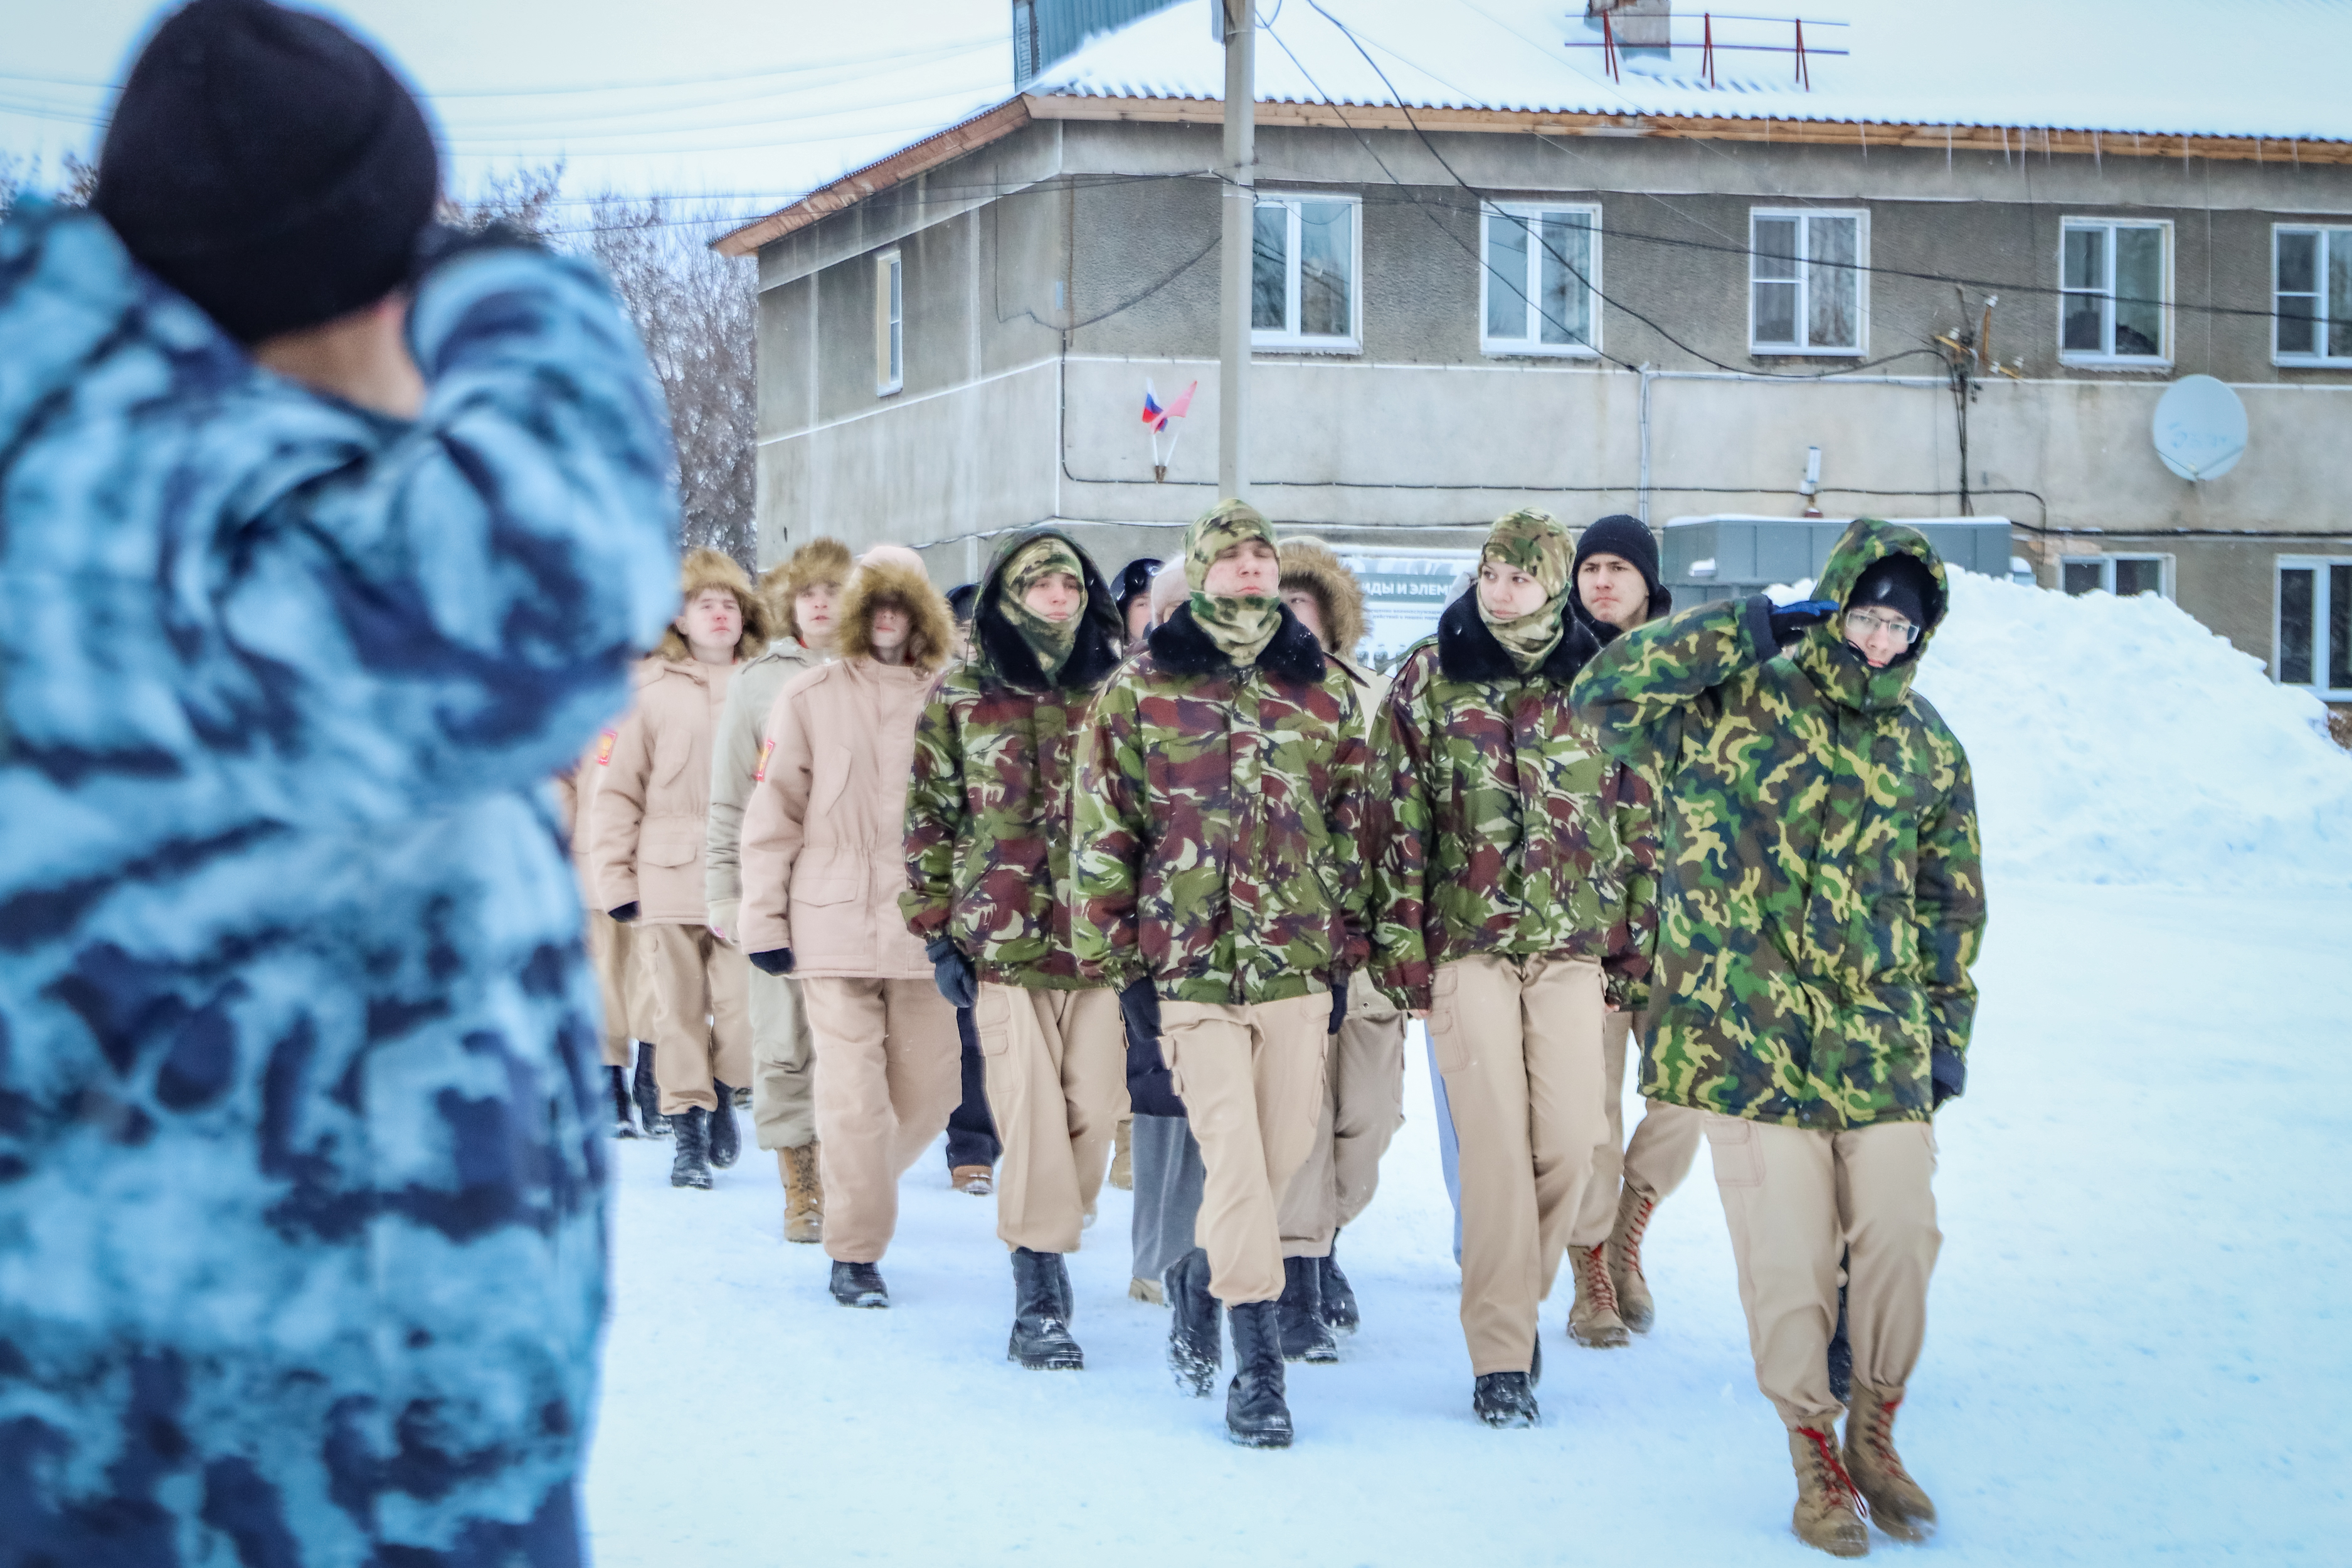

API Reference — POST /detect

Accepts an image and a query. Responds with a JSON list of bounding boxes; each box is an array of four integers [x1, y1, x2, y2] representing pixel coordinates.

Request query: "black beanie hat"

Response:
[[946, 583, 980, 625], [93, 0, 440, 344], [1116, 557, 1163, 613], [1848, 553, 1936, 629], [1573, 514, 1663, 601]]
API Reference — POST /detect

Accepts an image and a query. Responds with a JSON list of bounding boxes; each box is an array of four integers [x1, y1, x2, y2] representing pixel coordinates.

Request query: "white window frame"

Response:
[[2057, 216, 2172, 368], [2060, 553, 2174, 600], [1251, 192, 1362, 354], [1478, 201, 1603, 358], [1747, 208, 1869, 357], [874, 250, 903, 396], [2274, 554, 2352, 699], [2272, 224, 2352, 366]]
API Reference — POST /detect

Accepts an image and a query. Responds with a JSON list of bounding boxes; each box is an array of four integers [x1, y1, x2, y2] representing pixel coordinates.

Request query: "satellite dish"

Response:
[[2151, 374, 2248, 482]]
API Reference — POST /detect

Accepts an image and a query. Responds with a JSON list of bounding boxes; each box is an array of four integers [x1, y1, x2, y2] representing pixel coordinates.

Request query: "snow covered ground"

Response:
[[585, 576, 2352, 1562]]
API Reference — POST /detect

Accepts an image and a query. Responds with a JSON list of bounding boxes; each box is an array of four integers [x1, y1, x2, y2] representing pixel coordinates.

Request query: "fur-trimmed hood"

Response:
[[761, 536, 853, 644], [1435, 587, 1602, 686], [972, 527, 1125, 692], [1278, 537, 1367, 659], [1146, 600, 1327, 685], [835, 556, 955, 673], [655, 547, 768, 662]]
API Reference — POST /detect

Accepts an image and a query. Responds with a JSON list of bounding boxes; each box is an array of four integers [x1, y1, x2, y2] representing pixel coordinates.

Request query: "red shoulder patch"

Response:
[[754, 736, 777, 783], [594, 728, 618, 766]]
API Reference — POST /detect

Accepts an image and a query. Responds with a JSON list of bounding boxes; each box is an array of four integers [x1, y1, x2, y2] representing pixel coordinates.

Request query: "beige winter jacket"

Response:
[[591, 657, 737, 924], [703, 637, 827, 941], [738, 655, 935, 978]]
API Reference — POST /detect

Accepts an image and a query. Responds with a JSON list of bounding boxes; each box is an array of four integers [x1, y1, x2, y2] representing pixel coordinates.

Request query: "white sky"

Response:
[[1, 1, 1017, 241]]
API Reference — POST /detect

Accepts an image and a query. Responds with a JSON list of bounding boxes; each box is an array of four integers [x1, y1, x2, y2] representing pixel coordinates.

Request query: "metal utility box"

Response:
[[1661, 516, 2019, 603]]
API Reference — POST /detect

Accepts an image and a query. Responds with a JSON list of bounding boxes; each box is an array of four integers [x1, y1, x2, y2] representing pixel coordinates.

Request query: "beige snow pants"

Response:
[[1569, 1009, 1706, 1247], [973, 982, 1127, 1255], [637, 922, 753, 1115], [1430, 953, 1609, 1376], [748, 965, 817, 1151], [584, 909, 637, 1068], [1277, 998, 1407, 1259], [803, 977, 959, 1265], [1707, 1114, 1942, 1430]]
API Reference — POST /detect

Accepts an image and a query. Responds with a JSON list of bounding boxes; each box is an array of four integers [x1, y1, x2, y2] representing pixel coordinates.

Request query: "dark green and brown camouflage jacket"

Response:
[[1571, 518, 1986, 1130], [901, 531, 1125, 989], [1071, 603, 1371, 1005], [1370, 592, 1656, 1012]]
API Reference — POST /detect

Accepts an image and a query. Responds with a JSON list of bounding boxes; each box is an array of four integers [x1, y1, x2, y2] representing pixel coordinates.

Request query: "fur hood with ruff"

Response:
[[1278, 537, 1367, 659], [972, 528, 1125, 692], [654, 547, 768, 662], [761, 536, 853, 644], [835, 556, 955, 673]]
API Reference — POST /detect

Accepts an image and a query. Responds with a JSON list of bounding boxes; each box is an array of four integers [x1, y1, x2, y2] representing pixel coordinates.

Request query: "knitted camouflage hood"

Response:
[[1184, 497, 1283, 664], [1477, 507, 1576, 670], [973, 527, 1123, 692]]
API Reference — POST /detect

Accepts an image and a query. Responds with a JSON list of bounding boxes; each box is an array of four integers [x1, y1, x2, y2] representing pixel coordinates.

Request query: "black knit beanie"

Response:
[[1848, 554, 1936, 629], [1116, 557, 1163, 615], [93, 0, 440, 344], [1573, 514, 1663, 603]]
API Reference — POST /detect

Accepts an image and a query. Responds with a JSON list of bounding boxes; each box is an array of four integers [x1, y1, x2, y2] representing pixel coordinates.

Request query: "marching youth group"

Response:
[[573, 496, 1985, 1558]]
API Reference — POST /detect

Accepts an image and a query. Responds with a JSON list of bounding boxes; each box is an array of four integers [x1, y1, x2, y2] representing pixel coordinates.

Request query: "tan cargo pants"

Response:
[[636, 922, 753, 1115], [973, 982, 1126, 1255], [1277, 1007, 1407, 1259], [1158, 992, 1331, 1306], [1569, 1009, 1706, 1247], [1706, 1114, 1942, 1430], [1430, 953, 1608, 1376], [802, 977, 959, 1265], [748, 966, 816, 1151], [584, 909, 635, 1068]]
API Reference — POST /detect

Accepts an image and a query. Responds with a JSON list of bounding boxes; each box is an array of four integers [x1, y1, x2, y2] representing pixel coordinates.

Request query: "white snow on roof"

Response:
[[1032, 0, 2352, 144]]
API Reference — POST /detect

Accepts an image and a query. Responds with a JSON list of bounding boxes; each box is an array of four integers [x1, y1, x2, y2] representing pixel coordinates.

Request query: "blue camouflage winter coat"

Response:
[[0, 203, 675, 1564]]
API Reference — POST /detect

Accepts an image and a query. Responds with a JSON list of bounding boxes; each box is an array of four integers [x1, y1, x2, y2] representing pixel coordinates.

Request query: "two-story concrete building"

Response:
[[718, 0, 2352, 706]]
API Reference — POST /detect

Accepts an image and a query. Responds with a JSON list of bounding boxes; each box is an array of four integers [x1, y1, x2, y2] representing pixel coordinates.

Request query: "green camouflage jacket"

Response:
[[1370, 591, 1656, 1012], [1071, 603, 1371, 1005], [1571, 518, 1985, 1130], [901, 531, 1125, 988]]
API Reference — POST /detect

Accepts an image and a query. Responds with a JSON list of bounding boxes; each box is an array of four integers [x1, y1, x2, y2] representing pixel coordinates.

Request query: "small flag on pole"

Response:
[[1142, 378, 1199, 480]]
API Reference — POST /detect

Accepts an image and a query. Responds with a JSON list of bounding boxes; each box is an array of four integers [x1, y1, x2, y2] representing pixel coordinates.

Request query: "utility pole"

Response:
[[1218, 0, 1254, 502]]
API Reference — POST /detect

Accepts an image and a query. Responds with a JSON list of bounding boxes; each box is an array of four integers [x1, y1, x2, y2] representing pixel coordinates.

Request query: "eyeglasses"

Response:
[[1845, 608, 1920, 644]]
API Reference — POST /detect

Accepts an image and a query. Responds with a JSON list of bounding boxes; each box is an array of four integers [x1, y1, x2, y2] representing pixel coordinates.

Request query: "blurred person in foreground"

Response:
[[0, 0, 674, 1559], [937, 579, 1004, 1196]]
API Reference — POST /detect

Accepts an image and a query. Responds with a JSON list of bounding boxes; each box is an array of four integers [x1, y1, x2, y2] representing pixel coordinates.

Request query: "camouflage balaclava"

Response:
[[1184, 498, 1282, 665], [1476, 507, 1576, 671], [996, 534, 1086, 677]]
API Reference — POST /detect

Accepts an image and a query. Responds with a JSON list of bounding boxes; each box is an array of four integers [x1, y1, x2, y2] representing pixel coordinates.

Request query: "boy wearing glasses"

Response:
[[1572, 519, 1984, 1557]]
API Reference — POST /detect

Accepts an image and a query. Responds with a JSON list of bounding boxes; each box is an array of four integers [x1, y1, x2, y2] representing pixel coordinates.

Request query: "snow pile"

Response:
[[1769, 571, 2352, 888]]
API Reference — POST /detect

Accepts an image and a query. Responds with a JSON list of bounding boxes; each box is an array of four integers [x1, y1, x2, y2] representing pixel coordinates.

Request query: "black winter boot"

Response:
[[707, 1081, 741, 1169], [1319, 1234, 1359, 1335], [1049, 1250, 1076, 1325], [631, 1046, 670, 1138], [605, 1066, 640, 1139], [1473, 1371, 1539, 1429], [1278, 1256, 1339, 1364], [1163, 1248, 1222, 1397], [669, 1108, 711, 1190], [1008, 1248, 1085, 1370], [1224, 1301, 1294, 1448], [829, 1260, 890, 1308]]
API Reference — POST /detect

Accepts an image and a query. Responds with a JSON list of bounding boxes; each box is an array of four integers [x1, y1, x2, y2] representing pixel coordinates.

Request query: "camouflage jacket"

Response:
[[902, 531, 1125, 988], [1071, 604, 1371, 1005], [1370, 593, 1656, 1012], [1571, 519, 1986, 1130]]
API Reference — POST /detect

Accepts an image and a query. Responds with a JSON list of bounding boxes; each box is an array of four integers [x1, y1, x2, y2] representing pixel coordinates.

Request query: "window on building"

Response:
[[874, 250, 903, 396], [2061, 554, 2171, 598], [1749, 209, 1866, 355], [1252, 194, 1360, 351], [2060, 218, 2169, 364], [1481, 203, 1601, 356], [2274, 226, 2352, 364], [2276, 557, 2352, 696]]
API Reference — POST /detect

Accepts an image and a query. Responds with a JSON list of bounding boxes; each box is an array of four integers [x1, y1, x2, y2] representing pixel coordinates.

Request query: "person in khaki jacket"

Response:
[[593, 548, 769, 1190], [1271, 539, 1405, 1362], [557, 729, 659, 1139], [740, 547, 959, 1310], [706, 536, 850, 1242]]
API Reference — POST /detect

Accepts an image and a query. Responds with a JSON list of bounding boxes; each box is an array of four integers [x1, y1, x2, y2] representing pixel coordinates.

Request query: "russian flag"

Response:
[[1141, 379, 1197, 433]]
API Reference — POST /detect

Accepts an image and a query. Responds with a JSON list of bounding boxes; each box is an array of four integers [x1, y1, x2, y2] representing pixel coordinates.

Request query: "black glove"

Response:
[[1120, 978, 1184, 1119], [1930, 1044, 1965, 1110], [1328, 978, 1350, 1036], [926, 936, 977, 1009], [749, 948, 794, 977], [1766, 596, 1841, 648], [607, 903, 640, 924]]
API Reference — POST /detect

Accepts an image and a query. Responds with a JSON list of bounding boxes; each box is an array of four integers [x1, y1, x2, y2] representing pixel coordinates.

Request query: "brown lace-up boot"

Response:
[[1845, 1384, 1936, 1542], [1606, 1186, 1658, 1333], [1788, 1425, 1871, 1557], [779, 1142, 824, 1244], [1567, 1243, 1631, 1348]]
